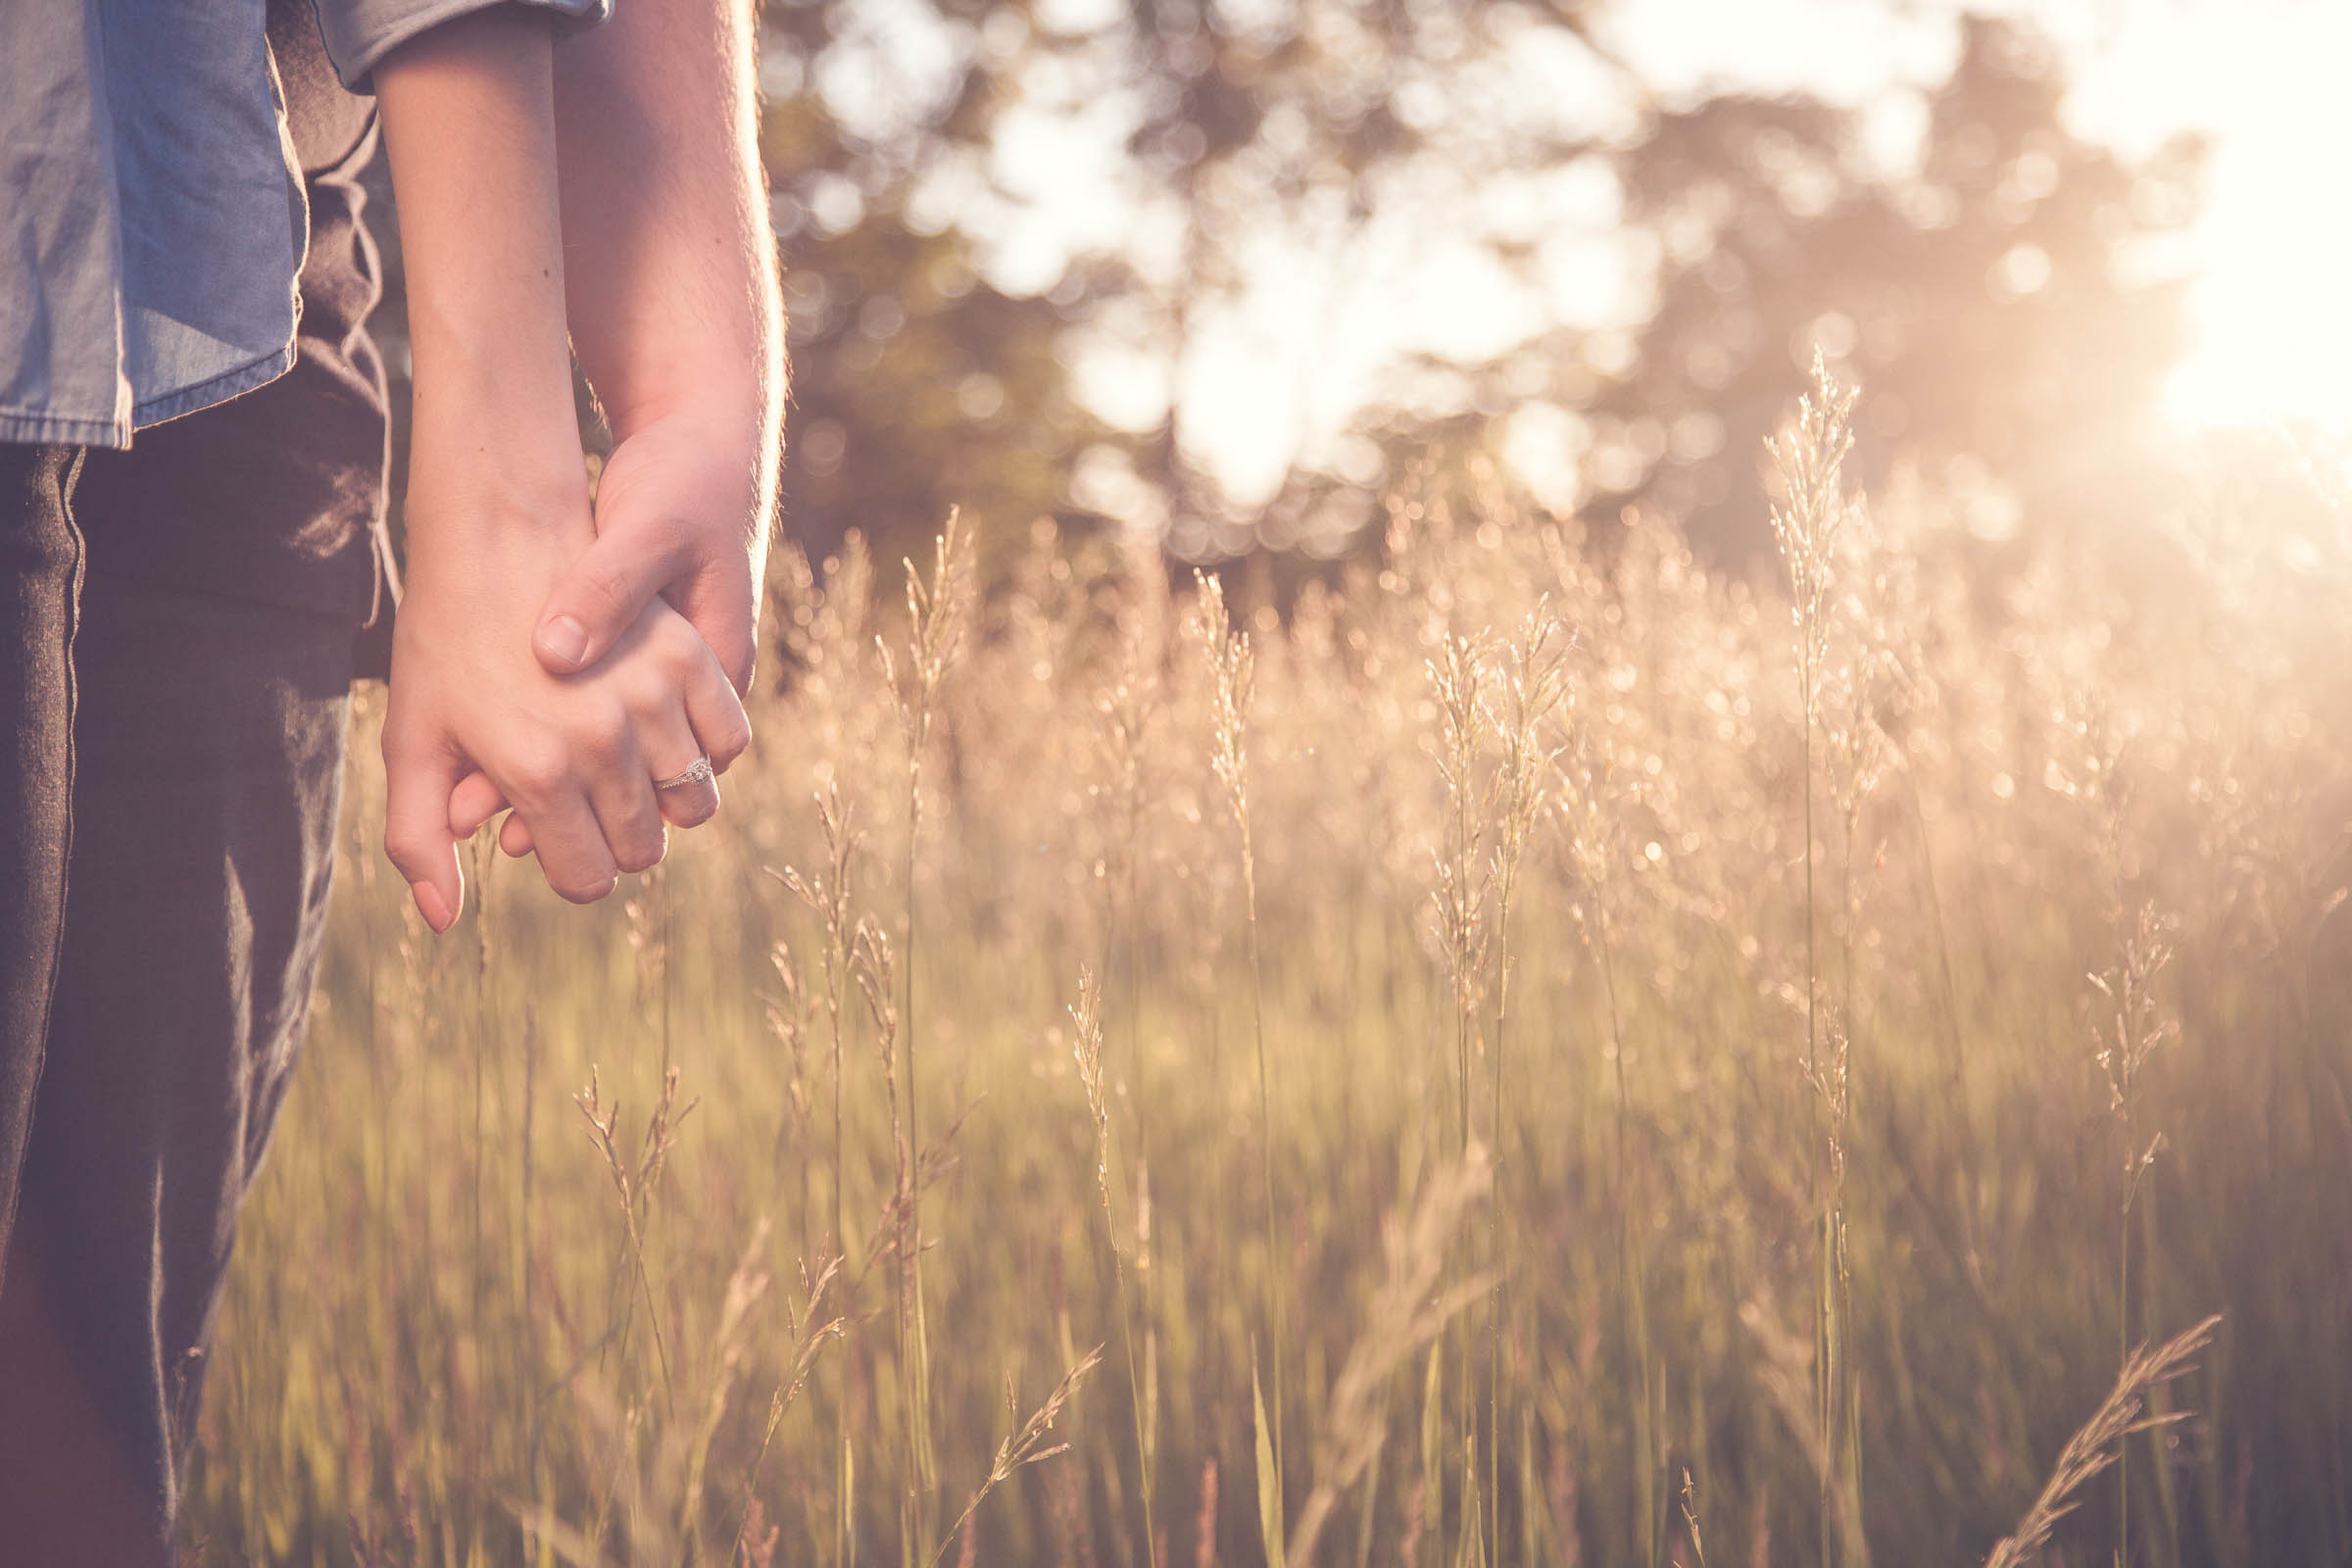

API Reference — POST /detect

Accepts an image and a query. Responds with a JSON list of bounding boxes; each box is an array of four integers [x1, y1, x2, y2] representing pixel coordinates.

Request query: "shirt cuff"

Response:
[[311, 0, 612, 94]]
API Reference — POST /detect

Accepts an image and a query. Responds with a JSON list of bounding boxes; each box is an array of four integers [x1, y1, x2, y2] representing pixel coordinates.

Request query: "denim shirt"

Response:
[[0, 0, 606, 450]]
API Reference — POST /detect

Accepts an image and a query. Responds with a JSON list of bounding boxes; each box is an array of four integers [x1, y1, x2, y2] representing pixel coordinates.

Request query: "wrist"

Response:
[[600, 365, 778, 447], [404, 270, 578, 431], [405, 421, 590, 547], [601, 390, 781, 530]]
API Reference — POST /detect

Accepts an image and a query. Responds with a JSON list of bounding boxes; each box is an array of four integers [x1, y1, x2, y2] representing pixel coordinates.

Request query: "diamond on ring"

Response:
[[655, 756, 715, 791]]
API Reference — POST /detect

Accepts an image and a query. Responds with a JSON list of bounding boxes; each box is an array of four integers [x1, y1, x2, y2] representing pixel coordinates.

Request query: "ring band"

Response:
[[655, 757, 715, 791]]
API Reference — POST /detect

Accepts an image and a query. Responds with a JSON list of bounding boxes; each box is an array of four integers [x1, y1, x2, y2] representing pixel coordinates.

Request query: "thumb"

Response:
[[532, 522, 689, 676], [383, 722, 468, 934]]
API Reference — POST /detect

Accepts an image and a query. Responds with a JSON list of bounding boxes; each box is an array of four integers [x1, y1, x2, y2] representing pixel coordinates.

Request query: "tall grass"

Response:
[[1194, 571, 1287, 1568], [183, 390, 2352, 1566], [878, 507, 975, 1565], [1768, 361, 1864, 1568]]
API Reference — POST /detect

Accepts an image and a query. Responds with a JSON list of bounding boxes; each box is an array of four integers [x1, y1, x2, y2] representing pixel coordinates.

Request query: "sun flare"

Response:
[[2165, 104, 2352, 431], [2096, 3, 2352, 431]]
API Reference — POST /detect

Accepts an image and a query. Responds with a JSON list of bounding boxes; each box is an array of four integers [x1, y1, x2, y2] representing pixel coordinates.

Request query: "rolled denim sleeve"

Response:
[[310, 0, 612, 93]]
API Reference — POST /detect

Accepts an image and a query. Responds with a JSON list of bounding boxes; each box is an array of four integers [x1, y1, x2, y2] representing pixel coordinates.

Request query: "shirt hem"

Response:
[[2, 342, 299, 451], [0, 408, 132, 448], [131, 345, 299, 433]]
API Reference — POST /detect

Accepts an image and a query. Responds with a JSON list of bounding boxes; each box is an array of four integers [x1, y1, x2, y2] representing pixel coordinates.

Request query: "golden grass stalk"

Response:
[[1070, 965, 1161, 1568], [1770, 353, 1862, 1567], [2089, 903, 2177, 1567], [1426, 625, 1492, 1568], [771, 785, 862, 1568], [1679, 1469, 1709, 1568], [1478, 604, 1568, 1553], [1427, 628, 1493, 1160], [729, 1253, 847, 1562], [1196, 569, 1285, 1550], [849, 907, 922, 1563], [574, 1062, 696, 1412], [927, 1348, 1105, 1568], [1983, 1316, 2220, 1568], [878, 509, 973, 1561], [675, 1216, 776, 1553], [1285, 1145, 1494, 1566], [1090, 569, 1165, 1561], [1557, 675, 1656, 1567], [1740, 1288, 1869, 1568]]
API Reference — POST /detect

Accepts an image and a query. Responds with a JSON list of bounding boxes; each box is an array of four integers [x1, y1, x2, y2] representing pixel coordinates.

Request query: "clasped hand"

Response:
[[381, 430, 755, 934], [368, 6, 777, 937]]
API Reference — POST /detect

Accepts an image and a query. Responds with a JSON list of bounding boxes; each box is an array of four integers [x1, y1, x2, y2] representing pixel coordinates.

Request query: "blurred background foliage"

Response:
[[745, 1, 2207, 574]]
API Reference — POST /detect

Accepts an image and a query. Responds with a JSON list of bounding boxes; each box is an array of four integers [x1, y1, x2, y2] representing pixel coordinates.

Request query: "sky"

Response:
[[787, 0, 2352, 523]]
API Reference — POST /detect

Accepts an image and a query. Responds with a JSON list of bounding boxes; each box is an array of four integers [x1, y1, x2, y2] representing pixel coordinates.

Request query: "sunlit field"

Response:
[[176, 369, 2352, 1566]]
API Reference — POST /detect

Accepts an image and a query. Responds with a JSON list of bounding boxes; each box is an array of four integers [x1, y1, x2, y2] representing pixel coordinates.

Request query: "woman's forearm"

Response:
[[375, 8, 584, 505]]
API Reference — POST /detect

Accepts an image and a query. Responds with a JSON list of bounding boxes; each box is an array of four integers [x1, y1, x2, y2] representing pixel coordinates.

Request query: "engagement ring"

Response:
[[655, 757, 714, 791]]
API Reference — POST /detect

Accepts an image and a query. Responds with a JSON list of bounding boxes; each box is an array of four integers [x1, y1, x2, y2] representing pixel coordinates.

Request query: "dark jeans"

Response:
[[0, 126, 385, 1549], [0, 441, 357, 1536], [0, 447, 79, 1290]]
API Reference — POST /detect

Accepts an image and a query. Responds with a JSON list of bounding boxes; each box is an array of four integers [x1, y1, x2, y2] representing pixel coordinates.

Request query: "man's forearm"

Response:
[[528, 0, 781, 693], [553, 0, 784, 456]]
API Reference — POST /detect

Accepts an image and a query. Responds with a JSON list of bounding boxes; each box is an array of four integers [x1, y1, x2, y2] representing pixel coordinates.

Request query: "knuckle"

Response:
[[382, 837, 424, 880], [668, 791, 717, 829], [720, 635, 757, 695], [653, 615, 705, 677], [581, 710, 632, 764], [709, 717, 753, 768], [623, 663, 676, 720], [553, 868, 619, 905], [614, 824, 668, 873], [509, 747, 571, 800]]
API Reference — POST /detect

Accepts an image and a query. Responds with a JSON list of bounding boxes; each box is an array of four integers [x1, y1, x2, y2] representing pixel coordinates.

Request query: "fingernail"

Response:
[[540, 614, 590, 668], [412, 881, 452, 933]]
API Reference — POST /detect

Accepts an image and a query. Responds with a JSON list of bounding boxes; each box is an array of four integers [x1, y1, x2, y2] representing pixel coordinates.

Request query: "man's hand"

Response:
[[530, 405, 768, 695]]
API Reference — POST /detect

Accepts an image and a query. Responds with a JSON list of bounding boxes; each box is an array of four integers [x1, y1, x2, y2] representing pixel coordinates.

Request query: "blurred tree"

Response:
[[757, 0, 1115, 575], [753, 4, 2202, 580], [1579, 15, 2208, 562], [756, 0, 1612, 573]]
